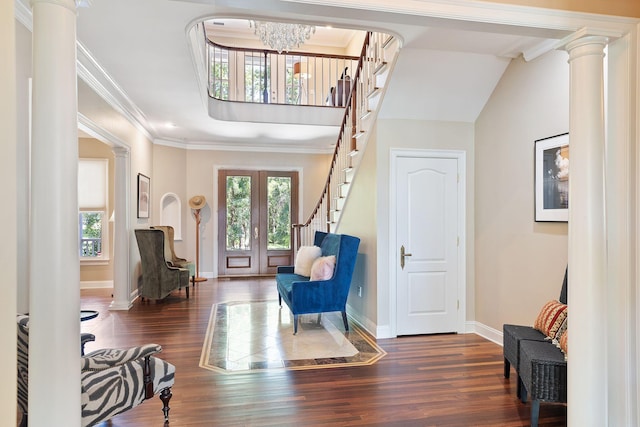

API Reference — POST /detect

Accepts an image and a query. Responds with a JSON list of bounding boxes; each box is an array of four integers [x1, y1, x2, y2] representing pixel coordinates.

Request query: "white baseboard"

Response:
[[466, 321, 503, 346], [345, 303, 380, 337], [80, 280, 113, 290]]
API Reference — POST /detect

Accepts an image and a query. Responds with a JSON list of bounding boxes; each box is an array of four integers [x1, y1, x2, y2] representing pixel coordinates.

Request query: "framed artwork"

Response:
[[535, 133, 569, 222], [137, 173, 150, 219]]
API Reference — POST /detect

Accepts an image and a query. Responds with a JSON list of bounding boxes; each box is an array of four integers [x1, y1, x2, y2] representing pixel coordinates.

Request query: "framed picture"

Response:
[[535, 133, 569, 222], [137, 173, 150, 219]]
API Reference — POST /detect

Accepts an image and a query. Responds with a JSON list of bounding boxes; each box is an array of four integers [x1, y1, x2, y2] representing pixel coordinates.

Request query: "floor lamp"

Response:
[[189, 195, 207, 282]]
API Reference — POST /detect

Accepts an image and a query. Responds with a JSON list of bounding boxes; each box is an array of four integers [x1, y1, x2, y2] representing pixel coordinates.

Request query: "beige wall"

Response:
[[337, 129, 379, 331], [151, 145, 331, 276], [350, 119, 475, 336], [475, 50, 569, 332], [79, 138, 115, 284]]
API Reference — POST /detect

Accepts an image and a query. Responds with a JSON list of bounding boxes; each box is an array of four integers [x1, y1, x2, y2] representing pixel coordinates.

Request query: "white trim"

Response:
[[345, 302, 378, 338], [79, 280, 113, 290], [76, 42, 155, 142], [78, 112, 130, 149], [154, 138, 333, 155], [389, 149, 466, 338], [467, 321, 503, 347], [282, 0, 637, 34]]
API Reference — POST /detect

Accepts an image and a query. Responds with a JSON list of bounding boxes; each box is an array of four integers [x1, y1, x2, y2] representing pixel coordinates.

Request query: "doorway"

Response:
[[218, 170, 298, 276], [391, 150, 465, 336]]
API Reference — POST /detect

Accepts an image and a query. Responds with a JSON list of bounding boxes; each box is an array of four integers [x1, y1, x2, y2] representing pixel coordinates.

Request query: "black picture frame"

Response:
[[535, 133, 569, 222], [137, 173, 150, 219]]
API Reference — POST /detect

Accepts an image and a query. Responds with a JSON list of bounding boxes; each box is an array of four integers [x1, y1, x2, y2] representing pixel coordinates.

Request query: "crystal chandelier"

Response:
[[249, 20, 316, 54]]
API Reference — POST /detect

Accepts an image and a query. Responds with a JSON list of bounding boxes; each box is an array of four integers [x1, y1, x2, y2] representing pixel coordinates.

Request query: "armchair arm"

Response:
[[81, 343, 163, 372], [277, 265, 295, 274]]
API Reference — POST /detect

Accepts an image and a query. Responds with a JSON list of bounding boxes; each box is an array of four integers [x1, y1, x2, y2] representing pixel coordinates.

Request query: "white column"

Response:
[[606, 33, 638, 427], [565, 36, 608, 427], [29, 0, 81, 425], [1, 0, 17, 424], [110, 146, 133, 310]]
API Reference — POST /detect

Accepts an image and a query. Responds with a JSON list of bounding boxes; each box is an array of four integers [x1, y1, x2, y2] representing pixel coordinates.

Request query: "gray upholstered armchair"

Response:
[[151, 225, 195, 282], [17, 315, 175, 427], [135, 229, 190, 300]]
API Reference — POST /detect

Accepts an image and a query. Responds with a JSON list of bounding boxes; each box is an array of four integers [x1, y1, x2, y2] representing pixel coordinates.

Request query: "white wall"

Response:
[[474, 50, 569, 331]]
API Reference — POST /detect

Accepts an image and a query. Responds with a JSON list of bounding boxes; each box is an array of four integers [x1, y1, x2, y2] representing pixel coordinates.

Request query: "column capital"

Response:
[[565, 35, 609, 60], [30, 0, 78, 12], [112, 146, 130, 158]]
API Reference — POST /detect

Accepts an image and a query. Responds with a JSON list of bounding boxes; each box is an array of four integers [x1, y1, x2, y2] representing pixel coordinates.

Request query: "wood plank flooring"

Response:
[[78, 278, 566, 426]]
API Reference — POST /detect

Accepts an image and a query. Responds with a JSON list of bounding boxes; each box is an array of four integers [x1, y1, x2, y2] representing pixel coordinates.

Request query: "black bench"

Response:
[[502, 267, 568, 426]]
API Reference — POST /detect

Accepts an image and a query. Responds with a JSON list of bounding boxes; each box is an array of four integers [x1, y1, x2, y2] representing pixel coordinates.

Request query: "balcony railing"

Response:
[[206, 40, 360, 108], [81, 238, 102, 257]]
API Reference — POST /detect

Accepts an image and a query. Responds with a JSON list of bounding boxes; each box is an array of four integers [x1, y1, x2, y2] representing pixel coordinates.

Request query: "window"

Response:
[[78, 159, 109, 262]]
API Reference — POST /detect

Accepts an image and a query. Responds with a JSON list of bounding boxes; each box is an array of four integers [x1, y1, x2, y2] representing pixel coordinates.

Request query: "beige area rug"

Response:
[[199, 300, 386, 373]]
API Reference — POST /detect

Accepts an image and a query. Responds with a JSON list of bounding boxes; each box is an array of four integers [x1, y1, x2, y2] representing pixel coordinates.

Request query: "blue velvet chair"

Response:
[[276, 231, 360, 334]]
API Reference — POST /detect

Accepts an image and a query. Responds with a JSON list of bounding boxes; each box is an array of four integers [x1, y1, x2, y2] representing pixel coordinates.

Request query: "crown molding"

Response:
[[76, 42, 155, 142], [78, 112, 131, 150], [282, 0, 638, 34], [15, 0, 156, 143], [154, 138, 333, 154]]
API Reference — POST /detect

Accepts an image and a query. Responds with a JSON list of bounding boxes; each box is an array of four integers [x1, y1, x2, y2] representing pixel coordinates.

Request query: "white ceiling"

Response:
[[50, 0, 600, 151]]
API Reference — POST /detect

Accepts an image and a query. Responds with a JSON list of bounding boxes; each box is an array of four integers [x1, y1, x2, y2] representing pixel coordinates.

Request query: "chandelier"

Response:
[[249, 20, 316, 54]]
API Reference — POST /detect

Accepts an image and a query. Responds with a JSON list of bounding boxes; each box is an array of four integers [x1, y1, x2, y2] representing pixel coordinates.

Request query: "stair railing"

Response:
[[293, 31, 394, 249]]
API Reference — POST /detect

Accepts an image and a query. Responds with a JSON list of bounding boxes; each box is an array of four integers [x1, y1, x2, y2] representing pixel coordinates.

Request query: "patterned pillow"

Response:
[[310, 255, 336, 281], [294, 245, 322, 277], [533, 300, 568, 340], [558, 329, 568, 360]]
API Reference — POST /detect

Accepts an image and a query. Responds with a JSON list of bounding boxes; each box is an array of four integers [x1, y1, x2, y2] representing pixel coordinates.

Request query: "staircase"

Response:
[[293, 31, 401, 248]]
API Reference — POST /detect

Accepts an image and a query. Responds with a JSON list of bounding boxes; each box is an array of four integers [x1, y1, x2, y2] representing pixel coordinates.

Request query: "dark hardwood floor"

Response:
[[77, 278, 566, 426]]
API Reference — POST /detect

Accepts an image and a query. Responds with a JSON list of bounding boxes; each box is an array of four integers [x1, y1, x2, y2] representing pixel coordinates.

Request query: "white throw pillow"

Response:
[[294, 245, 322, 277], [310, 255, 336, 281]]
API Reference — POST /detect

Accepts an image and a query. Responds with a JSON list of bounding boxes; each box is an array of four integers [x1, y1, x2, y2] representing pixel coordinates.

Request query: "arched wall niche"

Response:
[[160, 193, 182, 240]]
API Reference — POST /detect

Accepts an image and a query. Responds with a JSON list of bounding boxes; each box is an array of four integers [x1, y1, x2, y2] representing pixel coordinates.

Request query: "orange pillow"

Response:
[[533, 300, 568, 340], [559, 329, 568, 360]]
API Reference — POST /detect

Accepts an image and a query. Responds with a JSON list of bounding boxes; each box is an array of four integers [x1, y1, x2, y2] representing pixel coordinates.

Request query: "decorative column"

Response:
[[1, 0, 18, 423], [565, 35, 608, 427], [110, 146, 132, 310], [29, 0, 81, 425]]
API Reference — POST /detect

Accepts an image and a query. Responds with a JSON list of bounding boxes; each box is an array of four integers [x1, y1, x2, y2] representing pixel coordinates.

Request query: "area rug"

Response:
[[199, 300, 386, 374]]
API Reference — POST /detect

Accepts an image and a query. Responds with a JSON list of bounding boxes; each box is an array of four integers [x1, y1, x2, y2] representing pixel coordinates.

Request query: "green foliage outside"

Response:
[[225, 175, 291, 251], [226, 176, 251, 250], [267, 177, 291, 250], [80, 212, 102, 257]]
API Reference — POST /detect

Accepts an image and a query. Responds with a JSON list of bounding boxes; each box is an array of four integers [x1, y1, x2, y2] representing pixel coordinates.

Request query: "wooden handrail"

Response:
[[292, 32, 377, 250]]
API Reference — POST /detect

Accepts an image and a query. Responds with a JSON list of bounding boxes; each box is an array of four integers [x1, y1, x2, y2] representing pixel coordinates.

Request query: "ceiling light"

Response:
[[249, 20, 315, 54]]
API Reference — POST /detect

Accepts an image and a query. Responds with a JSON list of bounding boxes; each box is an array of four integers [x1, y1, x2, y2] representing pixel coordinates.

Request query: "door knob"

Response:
[[400, 245, 412, 270], [254, 227, 259, 239]]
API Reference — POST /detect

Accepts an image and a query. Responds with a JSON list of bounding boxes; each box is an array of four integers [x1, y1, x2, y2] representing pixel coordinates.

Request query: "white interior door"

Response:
[[396, 156, 459, 335]]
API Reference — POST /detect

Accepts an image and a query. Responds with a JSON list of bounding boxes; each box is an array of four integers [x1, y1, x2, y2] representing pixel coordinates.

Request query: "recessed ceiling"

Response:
[[59, 0, 584, 151]]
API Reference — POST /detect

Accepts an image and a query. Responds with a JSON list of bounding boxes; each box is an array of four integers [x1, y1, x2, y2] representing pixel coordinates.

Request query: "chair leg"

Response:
[[341, 311, 349, 331], [317, 313, 322, 324], [160, 387, 172, 423], [191, 275, 195, 287], [516, 375, 523, 400], [278, 293, 282, 307], [504, 357, 510, 378], [186, 285, 189, 299], [530, 399, 540, 427], [293, 314, 299, 335]]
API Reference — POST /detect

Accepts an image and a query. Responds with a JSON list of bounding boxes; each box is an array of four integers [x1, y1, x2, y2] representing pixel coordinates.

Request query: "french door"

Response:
[[218, 170, 298, 276]]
